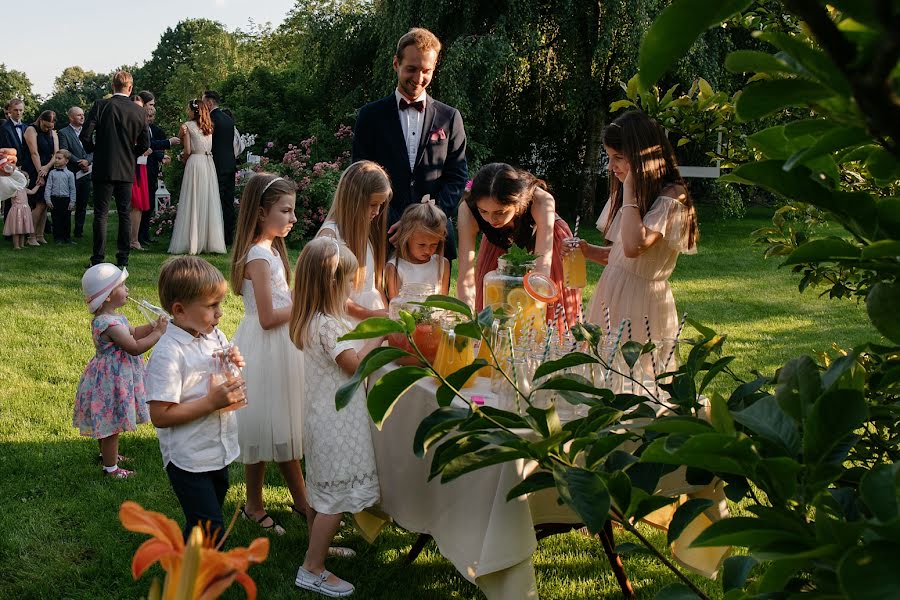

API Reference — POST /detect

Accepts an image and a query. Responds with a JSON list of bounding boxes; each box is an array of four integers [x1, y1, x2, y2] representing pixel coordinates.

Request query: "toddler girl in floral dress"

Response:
[[73, 264, 167, 478]]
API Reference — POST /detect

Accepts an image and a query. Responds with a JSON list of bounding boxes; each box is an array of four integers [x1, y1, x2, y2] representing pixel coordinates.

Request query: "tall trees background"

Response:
[[10, 0, 750, 217]]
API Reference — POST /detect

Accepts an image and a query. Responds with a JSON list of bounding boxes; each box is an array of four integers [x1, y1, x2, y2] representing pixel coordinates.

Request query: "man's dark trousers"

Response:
[[218, 170, 236, 246], [91, 181, 132, 266]]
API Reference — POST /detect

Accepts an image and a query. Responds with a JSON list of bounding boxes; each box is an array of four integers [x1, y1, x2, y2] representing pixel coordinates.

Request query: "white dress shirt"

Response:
[[145, 324, 240, 473], [395, 89, 427, 172]]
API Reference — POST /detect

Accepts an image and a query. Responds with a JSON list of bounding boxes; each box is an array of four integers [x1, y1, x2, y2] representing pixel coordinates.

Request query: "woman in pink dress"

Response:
[[456, 163, 580, 329]]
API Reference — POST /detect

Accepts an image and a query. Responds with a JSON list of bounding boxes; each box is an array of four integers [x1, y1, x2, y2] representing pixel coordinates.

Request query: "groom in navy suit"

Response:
[[351, 27, 467, 259]]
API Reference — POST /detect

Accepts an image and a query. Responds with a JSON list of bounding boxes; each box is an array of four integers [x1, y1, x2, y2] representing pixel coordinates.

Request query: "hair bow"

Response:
[[420, 195, 436, 206]]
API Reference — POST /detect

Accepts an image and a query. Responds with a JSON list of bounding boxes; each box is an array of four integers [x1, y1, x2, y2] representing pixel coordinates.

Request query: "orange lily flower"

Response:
[[119, 501, 269, 600]]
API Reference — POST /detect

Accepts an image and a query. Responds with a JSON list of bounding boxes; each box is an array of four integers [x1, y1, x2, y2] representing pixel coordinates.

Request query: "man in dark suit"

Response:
[[136, 91, 180, 246], [58, 106, 93, 239], [0, 99, 26, 224], [351, 27, 467, 259], [80, 71, 149, 267], [202, 90, 237, 246]]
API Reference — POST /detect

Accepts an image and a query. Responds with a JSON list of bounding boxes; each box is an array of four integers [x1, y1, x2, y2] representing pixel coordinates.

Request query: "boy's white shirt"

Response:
[[144, 323, 239, 473]]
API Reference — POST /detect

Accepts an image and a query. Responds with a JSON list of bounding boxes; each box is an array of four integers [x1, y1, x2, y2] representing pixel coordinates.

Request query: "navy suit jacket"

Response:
[[351, 93, 467, 259], [0, 119, 25, 156]]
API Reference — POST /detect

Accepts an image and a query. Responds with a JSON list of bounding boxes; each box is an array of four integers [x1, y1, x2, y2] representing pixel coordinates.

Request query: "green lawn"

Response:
[[0, 207, 876, 599]]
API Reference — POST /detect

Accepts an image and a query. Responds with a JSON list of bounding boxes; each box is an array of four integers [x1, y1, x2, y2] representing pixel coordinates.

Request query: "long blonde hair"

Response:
[[230, 173, 298, 294], [392, 201, 447, 278], [602, 111, 697, 249], [289, 237, 359, 350], [323, 160, 391, 291]]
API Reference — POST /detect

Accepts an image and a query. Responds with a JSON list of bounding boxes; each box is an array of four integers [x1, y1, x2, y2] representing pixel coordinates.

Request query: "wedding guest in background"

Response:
[[202, 91, 237, 246], [1, 99, 26, 225], [44, 149, 76, 244], [81, 70, 149, 268], [59, 106, 93, 239], [22, 110, 59, 245], [351, 27, 468, 260], [129, 96, 151, 251], [137, 90, 179, 246]]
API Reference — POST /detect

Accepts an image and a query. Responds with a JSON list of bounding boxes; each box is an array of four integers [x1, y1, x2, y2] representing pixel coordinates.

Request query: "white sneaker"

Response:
[[295, 566, 354, 597]]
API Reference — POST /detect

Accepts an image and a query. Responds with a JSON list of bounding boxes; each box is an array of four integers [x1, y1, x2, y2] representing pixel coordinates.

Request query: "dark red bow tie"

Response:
[[399, 98, 424, 112]]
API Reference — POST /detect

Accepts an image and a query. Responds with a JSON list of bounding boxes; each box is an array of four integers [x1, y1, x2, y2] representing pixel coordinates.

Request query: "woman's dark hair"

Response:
[[601, 111, 697, 249], [38, 110, 55, 124], [137, 90, 155, 104], [464, 162, 548, 216]]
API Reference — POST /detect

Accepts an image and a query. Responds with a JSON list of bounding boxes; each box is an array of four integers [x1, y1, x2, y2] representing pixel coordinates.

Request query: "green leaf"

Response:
[[735, 78, 835, 121], [553, 465, 610, 534], [638, 0, 753, 90], [700, 356, 736, 395], [654, 583, 701, 600], [440, 447, 528, 483], [838, 542, 900, 600], [732, 396, 800, 456], [725, 49, 793, 74], [627, 490, 678, 522], [641, 433, 757, 476], [686, 317, 716, 340], [412, 406, 471, 458], [722, 555, 757, 592], [866, 284, 900, 343], [866, 147, 900, 183], [335, 347, 411, 410], [366, 366, 432, 428], [533, 376, 613, 399], [691, 516, 812, 549], [643, 416, 715, 435], [525, 404, 562, 438], [533, 352, 598, 380], [859, 462, 900, 522], [784, 126, 870, 171], [585, 433, 632, 468], [667, 498, 714, 546], [610, 99, 636, 112], [784, 118, 839, 139], [339, 317, 406, 340], [861, 240, 900, 260], [757, 32, 852, 96], [614, 542, 654, 556], [436, 361, 489, 406], [747, 126, 791, 159], [417, 294, 473, 319], [803, 388, 867, 465], [783, 237, 861, 265], [398, 309, 416, 333], [620, 340, 644, 369], [506, 470, 555, 501], [755, 457, 801, 502], [708, 392, 735, 435]]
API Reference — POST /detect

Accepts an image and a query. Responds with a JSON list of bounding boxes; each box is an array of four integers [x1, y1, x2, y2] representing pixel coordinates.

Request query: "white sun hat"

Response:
[[82, 263, 128, 313]]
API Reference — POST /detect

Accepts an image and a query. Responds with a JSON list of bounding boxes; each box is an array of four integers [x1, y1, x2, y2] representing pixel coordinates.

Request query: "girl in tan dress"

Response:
[[578, 111, 698, 342]]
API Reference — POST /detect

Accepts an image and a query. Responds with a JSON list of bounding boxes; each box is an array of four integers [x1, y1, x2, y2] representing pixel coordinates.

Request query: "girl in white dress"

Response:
[[384, 198, 451, 299], [168, 99, 226, 255], [289, 237, 384, 597], [229, 173, 312, 535], [316, 160, 391, 319]]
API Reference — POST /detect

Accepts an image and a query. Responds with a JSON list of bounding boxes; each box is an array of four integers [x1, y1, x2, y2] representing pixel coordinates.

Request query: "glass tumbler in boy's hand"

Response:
[[211, 344, 247, 410]]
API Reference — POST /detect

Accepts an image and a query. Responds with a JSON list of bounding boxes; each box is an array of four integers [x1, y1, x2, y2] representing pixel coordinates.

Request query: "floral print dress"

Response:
[[73, 314, 149, 438]]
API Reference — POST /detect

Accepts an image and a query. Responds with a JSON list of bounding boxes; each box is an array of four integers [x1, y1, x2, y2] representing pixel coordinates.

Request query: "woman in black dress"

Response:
[[21, 110, 59, 244]]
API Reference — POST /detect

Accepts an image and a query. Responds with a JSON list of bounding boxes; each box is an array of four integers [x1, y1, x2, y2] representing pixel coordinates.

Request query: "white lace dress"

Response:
[[168, 120, 226, 255], [319, 220, 386, 316], [232, 244, 304, 463], [303, 313, 380, 514]]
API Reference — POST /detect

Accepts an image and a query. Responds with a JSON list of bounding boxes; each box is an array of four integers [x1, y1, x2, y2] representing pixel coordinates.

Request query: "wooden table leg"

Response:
[[406, 533, 433, 563], [598, 521, 634, 598]]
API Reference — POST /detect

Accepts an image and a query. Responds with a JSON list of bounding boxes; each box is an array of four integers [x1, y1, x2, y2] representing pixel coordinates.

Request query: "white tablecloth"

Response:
[[355, 372, 729, 599]]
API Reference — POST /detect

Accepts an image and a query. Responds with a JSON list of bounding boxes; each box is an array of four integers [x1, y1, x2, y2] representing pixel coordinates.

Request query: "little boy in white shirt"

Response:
[[145, 256, 247, 541]]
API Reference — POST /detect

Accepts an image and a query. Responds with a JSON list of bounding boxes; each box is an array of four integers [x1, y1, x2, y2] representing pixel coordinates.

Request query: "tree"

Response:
[[0, 64, 39, 119], [39, 66, 112, 122]]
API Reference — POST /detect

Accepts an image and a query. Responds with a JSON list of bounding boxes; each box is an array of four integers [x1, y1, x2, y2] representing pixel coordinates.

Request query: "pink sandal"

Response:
[[103, 467, 134, 479]]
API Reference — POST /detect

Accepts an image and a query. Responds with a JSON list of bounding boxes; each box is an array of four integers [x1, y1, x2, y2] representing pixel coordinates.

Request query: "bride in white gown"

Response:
[[168, 99, 226, 255]]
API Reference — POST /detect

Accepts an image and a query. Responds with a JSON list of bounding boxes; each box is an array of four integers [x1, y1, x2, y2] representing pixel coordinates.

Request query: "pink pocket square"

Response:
[[429, 127, 446, 142]]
